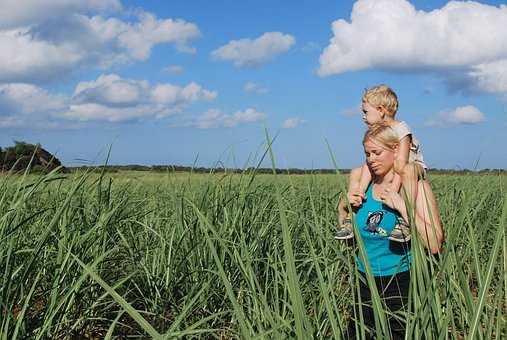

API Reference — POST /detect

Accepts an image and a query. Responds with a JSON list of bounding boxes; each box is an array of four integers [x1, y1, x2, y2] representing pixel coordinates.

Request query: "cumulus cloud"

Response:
[[193, 109, 226, 129], [0, 83, 68, 128], [0, 83, 66, 113], [319, 0, 507, 98], [301, 41, 320, 52], [163, 65, 184, 74], [61, 74, 216, 122], [0, 28, 86, 83], [227, 108, 266, 126], [193, 108, 266, 129], [244, 82, 268, 94], [0, 74, 216, 127], [465, 60, 507, 98], [0, 10, 200, 83], [282, 117, 306, 129], [0, 0, 122, 29], [103, 12, 200, 59], [211, 32, 295, 67], [426, 105, 486, 127], [340, 106, 361, 117]]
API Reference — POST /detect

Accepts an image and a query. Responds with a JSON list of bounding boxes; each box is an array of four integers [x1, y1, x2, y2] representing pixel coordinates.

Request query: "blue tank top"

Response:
[[355, 183, 411, 276]]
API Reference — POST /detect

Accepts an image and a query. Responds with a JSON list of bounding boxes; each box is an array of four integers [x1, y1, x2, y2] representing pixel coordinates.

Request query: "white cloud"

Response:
[[109, 12, 200, 59], [193, 109, 226, 129], [0, 83, 66, 115], [446, 106, 486, 124], [301, 41, 320, 52], [0, 83, 68, 128], [0, 74, 217, 127], [340, 106, 361, 117], [244, 82, 268, 94], [226, 108, 266, 126], [152, 82, 216, 104], [0, 116, 23, 128], [73, 74, 148, 107], [0, 0, 122, 29], [319, 0, 507, 99], [0, 10, 200, 83], [0, 28, 85, 83], [193, 108, 266, 129], [466, 60, 507, 98], [282, 117, 306, 129], [163, 65, 184, 74], [426, 105, 486, 127], [212, 32, 295, 67], [62, 74, 216, 122], [62, 103, 159, 122]]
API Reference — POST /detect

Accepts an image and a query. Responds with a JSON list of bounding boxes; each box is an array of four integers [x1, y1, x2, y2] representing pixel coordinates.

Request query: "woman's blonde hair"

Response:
[[362, 84, 399, 117], [363, 123, 399, 150]]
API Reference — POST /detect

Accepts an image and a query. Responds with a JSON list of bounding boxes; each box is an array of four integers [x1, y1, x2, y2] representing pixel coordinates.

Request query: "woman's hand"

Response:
[[379, 188, 405, 213]]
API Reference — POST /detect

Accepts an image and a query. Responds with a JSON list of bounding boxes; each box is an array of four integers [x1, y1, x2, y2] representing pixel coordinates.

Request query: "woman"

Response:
[[344, 123, 444, 339]]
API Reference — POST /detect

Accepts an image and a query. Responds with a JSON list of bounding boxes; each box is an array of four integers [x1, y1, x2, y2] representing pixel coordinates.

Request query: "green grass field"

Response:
[[0, 169, 505, 339]]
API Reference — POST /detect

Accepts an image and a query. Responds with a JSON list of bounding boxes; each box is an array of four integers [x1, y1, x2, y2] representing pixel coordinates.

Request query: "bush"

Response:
[[0, 141, 63, 173]]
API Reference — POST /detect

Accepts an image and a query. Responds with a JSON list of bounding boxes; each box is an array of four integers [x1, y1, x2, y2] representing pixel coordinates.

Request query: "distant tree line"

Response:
[[68, 164, 507, 175], [0, 141, 63, 173], [1, 141, 505, 175], [68, 165, 344, 175]]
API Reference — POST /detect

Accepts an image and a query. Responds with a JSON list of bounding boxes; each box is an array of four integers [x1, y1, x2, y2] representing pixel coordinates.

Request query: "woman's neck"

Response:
[[372, 170, 395, 186]]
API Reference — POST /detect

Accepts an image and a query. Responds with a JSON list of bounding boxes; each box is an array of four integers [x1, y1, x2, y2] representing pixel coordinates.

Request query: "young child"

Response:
[[335, 84, 429, 242]]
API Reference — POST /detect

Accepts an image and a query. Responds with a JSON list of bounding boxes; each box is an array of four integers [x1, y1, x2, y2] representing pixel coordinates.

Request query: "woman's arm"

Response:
[[380, 173, 444, 254]]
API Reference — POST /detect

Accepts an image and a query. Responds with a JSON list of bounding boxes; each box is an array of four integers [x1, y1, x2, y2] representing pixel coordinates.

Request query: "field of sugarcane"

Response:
[[0, 166, 505, 339]]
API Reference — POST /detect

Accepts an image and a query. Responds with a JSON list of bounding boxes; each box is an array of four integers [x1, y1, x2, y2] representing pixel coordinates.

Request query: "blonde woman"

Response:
[[344, 123, 444, 339]]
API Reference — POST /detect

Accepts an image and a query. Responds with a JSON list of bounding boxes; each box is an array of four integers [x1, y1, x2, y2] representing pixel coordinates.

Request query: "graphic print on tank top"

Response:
[[364, 211, 388, 237]]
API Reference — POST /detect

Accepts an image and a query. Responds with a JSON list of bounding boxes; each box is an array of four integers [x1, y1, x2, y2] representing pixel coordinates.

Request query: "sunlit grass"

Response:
[[0, 168, 505, 339]]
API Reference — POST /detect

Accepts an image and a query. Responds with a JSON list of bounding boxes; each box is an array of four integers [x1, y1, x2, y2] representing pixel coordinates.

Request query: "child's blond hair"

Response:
[[362, 84, 398, 117]]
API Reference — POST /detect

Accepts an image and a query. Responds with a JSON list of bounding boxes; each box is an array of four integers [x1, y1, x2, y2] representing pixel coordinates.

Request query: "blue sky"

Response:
[[1, 0, 506, 169]]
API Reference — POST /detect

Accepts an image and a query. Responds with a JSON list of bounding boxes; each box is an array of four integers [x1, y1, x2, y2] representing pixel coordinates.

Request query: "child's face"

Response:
[[361, 101, 384, 125]]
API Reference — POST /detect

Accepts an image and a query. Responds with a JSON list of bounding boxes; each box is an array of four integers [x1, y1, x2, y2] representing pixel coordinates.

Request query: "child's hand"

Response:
[[379, 188, 404, 212], [347, 190, 364, 207]]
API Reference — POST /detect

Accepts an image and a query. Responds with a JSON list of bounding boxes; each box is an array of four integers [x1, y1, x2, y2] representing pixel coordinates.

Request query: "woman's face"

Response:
[[363, 138, 395, 176]]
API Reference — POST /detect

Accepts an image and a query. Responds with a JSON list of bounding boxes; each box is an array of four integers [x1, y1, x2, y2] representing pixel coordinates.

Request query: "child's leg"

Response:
[[357, 163, 372, 196], [337, 166, 362, 224], [398, 163, 437, 219], [398, 163, 423, 206], [335, 167, 362, 239]]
